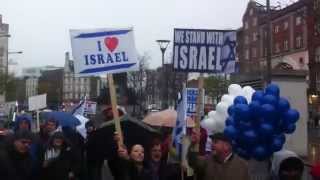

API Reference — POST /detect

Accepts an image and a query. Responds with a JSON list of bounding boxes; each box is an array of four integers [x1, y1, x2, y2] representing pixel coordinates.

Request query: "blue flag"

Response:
[[172, 87, 187, 160]]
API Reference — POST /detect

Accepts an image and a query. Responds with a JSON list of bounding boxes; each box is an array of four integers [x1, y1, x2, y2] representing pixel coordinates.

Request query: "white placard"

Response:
[[28, 94, 47, 111], [70, 27, 138, 76]]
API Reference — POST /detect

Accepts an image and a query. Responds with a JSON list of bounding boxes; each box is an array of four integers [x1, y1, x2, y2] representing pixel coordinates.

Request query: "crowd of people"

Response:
[[0, 111, 320, 180]]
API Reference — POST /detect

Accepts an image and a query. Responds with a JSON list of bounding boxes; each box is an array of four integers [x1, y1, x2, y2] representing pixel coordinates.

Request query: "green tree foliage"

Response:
[[204, 75, 231, 104]]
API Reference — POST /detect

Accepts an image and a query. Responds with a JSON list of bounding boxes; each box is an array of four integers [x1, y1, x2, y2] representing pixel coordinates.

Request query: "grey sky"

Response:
[[0, 0, 294, 72]]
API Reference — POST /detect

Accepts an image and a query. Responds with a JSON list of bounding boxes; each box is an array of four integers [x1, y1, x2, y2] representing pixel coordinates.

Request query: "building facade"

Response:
[[238, 0, 320, 110], [0, 15, 9, 103], [63, 52, 102, 103]]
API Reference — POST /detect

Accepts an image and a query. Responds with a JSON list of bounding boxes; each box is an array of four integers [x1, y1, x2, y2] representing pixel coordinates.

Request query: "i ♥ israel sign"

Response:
[[70, 28, 138, 76]]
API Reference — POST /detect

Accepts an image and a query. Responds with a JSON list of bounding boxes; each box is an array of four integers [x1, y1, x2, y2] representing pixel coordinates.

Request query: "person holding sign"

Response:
[[188, 131, 249, 180], [114, 132, 152, 180]]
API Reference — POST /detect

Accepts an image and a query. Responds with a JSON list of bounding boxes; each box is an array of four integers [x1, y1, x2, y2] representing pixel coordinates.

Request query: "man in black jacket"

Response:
[[0, 129, 34, 180]]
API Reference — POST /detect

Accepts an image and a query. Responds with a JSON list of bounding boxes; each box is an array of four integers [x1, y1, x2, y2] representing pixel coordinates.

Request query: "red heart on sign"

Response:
[[104, 37, 118, 52]]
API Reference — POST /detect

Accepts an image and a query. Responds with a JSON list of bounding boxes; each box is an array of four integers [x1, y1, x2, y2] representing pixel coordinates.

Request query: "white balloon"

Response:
[[228, 84, 243, 96], [216, 102, 229, 115], [208, 111, 216, 118], [221, 94, 234, 105]]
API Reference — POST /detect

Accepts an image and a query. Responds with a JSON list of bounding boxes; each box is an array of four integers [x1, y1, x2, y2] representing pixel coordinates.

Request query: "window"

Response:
[[0, 48, 4, 56], [252, 48, 257, 58], [249, 9, 253, 16], [275, 43, 280, 53], [296, 16, 302, 25], [253, 32, 258, 41], [253, 17, 257, 26], [274, 25, 280, 33], [315, 47, 320, 63], [245, 35, 249, 44], [284, 40, 289, 51], [296, 36, 302, 48], [245, 49, 249, 60], [244, 21, 249, 29], [284, 21, 289, 30]]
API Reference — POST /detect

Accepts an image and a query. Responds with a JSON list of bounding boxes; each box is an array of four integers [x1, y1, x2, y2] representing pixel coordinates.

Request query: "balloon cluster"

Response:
[[224, 84, 300, 161], [201, 84, 255, 134]]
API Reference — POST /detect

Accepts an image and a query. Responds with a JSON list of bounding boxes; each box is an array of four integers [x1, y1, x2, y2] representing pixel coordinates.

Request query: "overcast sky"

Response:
[[0, 0, 294, 73]]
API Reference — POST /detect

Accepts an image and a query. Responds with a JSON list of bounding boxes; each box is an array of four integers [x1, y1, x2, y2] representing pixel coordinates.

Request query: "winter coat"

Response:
[[115, 158, 153, 180], [41, 147, 78, 180], [0, 144, 34, 180], [41, 132, 81, 180], [188, 147, 249, 180], [147, 160, 182, 180]]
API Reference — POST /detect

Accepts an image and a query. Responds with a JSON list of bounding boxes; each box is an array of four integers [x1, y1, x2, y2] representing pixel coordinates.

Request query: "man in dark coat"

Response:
[[0, 129, 34, 180], [188, 132, 249, 180]]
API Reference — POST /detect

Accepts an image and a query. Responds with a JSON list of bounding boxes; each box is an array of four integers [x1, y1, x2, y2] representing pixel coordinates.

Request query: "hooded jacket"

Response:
[[271, 150, 304, 180]]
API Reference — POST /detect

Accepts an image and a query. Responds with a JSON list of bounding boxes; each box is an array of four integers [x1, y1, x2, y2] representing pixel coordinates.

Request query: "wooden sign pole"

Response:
[[107, 74, 123, 146], [194, 73, 204, 151], [36, 110, 40, 132]]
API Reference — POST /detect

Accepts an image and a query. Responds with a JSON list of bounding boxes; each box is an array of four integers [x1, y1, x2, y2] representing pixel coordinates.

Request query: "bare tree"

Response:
[[127, 52, 150, 116]]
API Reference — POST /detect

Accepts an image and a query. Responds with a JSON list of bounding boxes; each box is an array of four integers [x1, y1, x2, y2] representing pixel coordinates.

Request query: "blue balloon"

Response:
[[271, 136, 284, 152], [265, 84, 280, 97], [273, 134, 286, 144], [252, 145, 268, 161], [261, 104, 276, 119], [238, 121, 252, 131], [263, 95, 278, 106], [249, 101, 261, 118], [278, 98, 290, 113], [234, 104, 251, 122], [236, 147, 251, 160], [225, 117, 235, 126], [259, 123, 274, 137], [234, 96, 248, 105], [224, 125, 238, 140], [228, 105, 235, 116], [252, 91, 264, 103], [284, 109, 300, 124], [284, 124, 296, 134], [243, 130, 259, 144]]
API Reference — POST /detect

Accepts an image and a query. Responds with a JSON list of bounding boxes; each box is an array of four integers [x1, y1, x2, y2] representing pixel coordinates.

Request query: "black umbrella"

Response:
[[87, 115, 160, 160]]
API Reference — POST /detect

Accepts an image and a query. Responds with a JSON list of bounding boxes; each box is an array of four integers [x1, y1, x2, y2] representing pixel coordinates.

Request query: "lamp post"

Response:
[[156, 40, 170, 66], [266, 0, 272, 84], [156, 39, 170, 109]]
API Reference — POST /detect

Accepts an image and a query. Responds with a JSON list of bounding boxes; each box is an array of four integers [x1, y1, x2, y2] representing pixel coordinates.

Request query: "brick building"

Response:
[[238, 0, 320, 109]]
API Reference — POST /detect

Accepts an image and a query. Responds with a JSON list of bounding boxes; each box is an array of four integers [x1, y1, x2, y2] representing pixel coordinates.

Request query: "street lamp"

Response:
[[156, 39, 170, 109], [156, 40, 170, 66]]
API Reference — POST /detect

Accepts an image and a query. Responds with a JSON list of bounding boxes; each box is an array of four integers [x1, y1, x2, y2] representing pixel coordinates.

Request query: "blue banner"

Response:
[[173, 29, 237, 73]]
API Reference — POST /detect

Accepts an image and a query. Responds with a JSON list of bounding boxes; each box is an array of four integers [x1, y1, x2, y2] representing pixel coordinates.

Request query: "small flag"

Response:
[[71, 96, 87, 117], [172, 86, 187, 160]]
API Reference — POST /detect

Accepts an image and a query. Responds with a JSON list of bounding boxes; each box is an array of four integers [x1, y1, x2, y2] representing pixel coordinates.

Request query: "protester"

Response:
[[41, 132, 80, 180], [271, 150, 304, 180], [188, 131, 249, 180], [116, 143, 152, 180], [147, 138, 181, 180], [0, 129, 34, 180], [85, 121, 104, 180], [39, 118, 60, 145], [12, 114, 43, 180], [112, 132, 151, 180]]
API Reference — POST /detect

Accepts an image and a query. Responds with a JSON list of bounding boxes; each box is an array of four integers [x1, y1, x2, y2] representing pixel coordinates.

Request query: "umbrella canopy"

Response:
[[41, 111, 81, 128], [143, 109, 195, 127], [87, 115, 160, 160]]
